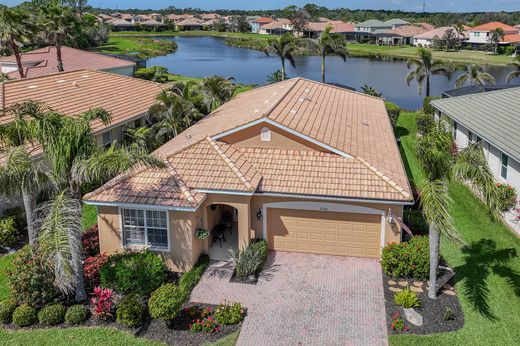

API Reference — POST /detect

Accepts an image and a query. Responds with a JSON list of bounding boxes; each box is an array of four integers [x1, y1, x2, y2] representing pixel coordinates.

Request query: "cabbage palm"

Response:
[[0, 7, 37, 79], [406, 48, 449, 97], [455, 64, 495, 88], [267, 70, 287, 84], [170, 81, 210, 116], [201, 76, 236, 111], [506, 56, 520, 84], [315, 25, 349, 83], [125, 126, 153, 152], [264, 33, 297, 81]]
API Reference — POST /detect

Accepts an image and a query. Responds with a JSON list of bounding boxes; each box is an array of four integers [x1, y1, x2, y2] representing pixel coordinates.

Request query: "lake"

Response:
[[147, 36, 520, 110]]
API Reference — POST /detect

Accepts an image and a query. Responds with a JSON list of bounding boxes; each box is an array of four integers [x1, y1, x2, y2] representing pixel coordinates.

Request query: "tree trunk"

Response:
[[428, 225, 440, 299], [426, 75, 431, 97], [71, 187, 87, 302], [21, 189, 36, 246], [11, 41, 25, 79], [321, 53, 326, 83], [281, 58, 286, 81], [56, 41, 64, 72]]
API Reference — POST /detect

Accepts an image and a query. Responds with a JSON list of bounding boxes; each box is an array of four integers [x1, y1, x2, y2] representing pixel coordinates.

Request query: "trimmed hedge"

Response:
[[381, 236, 430, 280], [384, 101, 400, 129], [12, 304, 38, 327], [0, 299, 17, 324], [100, 251, 166, 296], [116, 294, 144, 328], [148, 283, 184, 320], [38, 303, 66, 326], [65, 305, 89, 325], [179, 254, 209, 295]]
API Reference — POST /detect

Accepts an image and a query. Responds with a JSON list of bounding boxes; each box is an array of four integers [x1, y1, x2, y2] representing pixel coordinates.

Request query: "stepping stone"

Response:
[[443, 284, 453, 290], [410, 286, 423, 293], [443, 289, 456, 296], [389, 287, 402, 293], [388, 280, 397, 286], [412, 281, 423, 287], [398, 280, 408, 287], [404, 308, 423, 326]]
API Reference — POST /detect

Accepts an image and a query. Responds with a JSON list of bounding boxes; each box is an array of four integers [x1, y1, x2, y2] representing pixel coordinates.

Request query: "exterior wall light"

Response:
[[256, 208, 263, 220]]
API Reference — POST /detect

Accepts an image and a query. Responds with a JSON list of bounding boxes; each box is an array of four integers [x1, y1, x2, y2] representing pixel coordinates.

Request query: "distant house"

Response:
[[142, 19, 167, 31], [377, 23, 435, 46], [354, 19, 408, 42], [431, 87, 520, 195], [251, 17, 275, 33], [259, 19, 293, 35], [201, 13, 220, 21], [465, 22, 519, 48], [0, 46, 136, 79], [167, 13, 193, 22], [109, 18, 137, 31], [304, 21, 356, 39], [413, 26, 465, 47], [176, 17, 205, 31]]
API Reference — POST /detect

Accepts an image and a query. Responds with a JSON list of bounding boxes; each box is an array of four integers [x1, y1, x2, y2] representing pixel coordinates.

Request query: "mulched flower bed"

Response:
[[3, 303, 243, 346], [383, 271, 464, 335]]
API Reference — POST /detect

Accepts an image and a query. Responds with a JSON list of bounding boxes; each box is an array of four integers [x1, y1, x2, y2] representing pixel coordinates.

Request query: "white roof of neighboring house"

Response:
[[385, 19, 409, 25]]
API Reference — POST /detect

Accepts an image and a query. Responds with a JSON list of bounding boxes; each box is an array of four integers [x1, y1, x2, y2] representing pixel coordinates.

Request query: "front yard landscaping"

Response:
[[392, 111, 520, 345]]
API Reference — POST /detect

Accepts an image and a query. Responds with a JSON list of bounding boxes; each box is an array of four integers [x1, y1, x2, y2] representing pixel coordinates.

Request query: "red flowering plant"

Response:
[[90, 287, 114, 320], [183, 306, 212, 319], [496, 183, 518, 212], [190, 316, 220, 333], [391, 312, 409, 332], [82, 225, 100, 258], [84, 253, 109, 292]]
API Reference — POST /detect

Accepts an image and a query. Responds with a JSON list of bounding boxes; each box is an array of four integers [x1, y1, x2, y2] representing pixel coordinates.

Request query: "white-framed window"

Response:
[[260, 127, 271, 142], [122, 209, 169, 250], [501, 153, 509, 180], [102, 130, 112, 148], [474, 32, 480, 37]]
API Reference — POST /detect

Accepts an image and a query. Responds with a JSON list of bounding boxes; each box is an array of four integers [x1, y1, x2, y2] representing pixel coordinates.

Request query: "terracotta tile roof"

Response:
[[252, 17, 274, 24], [261, 19, 292, 30], [0, 69, 164, 133], [414, 26, 464, 40], [384, 23, 436, 37], [86, 78, 412, 206], [470, 22, 519, 33], [306, 21, 355, 33], [0, 46, 135, 79], [167, 14, 193, 21], [503, 34, 520, 43], [177, 18, 204, 26]]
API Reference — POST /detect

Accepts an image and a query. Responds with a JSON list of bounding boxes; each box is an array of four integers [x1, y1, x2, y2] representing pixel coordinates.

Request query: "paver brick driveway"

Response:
[[190, 251, 388, 346]]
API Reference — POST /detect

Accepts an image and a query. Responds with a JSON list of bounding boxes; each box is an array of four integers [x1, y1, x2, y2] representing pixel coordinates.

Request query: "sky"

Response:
[[1, 0, 520, 12]]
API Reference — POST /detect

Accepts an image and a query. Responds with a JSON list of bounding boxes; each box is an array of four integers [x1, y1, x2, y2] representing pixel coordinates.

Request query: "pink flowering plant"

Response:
[[190, 316, 220, 333], [91, 286, 114, 320], [391, 312, 409, 332]]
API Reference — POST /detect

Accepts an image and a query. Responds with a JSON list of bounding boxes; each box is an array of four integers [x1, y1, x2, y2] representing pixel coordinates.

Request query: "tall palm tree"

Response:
[[455, 64, 496, 88], [0, 147, 51, 245], [201, 76, 236, 111], [28, 105, 166, 301], [406, 48, 448, 97], [314, 25, 349, 83], [0, 7, 37, 79], [506, 56, 520, 84], [488, 28, 505, 55], [39, 0, 78, 72], [264, 33, 297, 81]]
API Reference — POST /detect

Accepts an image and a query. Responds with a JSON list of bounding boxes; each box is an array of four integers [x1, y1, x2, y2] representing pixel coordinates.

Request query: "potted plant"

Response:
[[195, 228, 209, 240]]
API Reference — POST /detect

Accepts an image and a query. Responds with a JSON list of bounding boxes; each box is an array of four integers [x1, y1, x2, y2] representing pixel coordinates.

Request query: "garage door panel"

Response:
[[268, 208, 381, 259]]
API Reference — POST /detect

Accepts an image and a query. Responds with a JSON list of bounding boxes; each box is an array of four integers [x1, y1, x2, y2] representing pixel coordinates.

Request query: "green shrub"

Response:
[[100, 251, 166, 296], [393, 287, 421, 308], [0, 217, 21, 249], [505, 46, 517, 56], [214, 301, 245, 325], [12, 304, 38, 327], [381, 236, 430, 280], [416, 113, 434, 135], [496, 183, 517, 211], [249, 239, 268, 270], [65, 305, 89, 325], [385, 101, 400, 128], [403, 210, 429, 235], [230, 240, 268, 280], [423, 96, 440, 115], [148, 283, 184, 320], [0, 299, 18, 324], [38, 303, 66, 326], [116, 294, 144, 328], [8, 246, 58, 306], [444, 307, 454, 321], [135, 66, 168, 83], [179, 254, 209, 295]]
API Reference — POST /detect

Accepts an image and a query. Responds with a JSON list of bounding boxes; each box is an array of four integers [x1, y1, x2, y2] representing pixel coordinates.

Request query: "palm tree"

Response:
[[361, 85, 382, 97], [488, 28, 505, 55], [28, 105, 166, 301], [506, 56, 520, 84], [267, 70, 287, 84], [264, 33, 297, 81], [201, 76, 236, 111], [39, 0, 78, 72], [170, 81, 210, 116], [455, 64, 496, 88], [417, 121, 500, 299], [0, 7, 37, 79], [314, 25, 349, 83], [0, 146, 51, 245], [406, 48, 448, 97], [125, 126, 153, 152]]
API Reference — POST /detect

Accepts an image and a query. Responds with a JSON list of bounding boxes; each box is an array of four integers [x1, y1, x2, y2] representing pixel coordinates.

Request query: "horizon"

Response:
[[2, 0, 520, 13]]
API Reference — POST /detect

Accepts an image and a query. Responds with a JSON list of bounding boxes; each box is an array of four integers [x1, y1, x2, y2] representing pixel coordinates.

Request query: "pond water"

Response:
[[147, 36, 520, 110]]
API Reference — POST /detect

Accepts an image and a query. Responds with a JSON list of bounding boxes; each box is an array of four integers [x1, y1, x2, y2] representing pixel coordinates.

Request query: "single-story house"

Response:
[[166, 14, 194, 22], [259, 19, 293, 35], [0, 46, 136, 79], [377, 23, 435, 46], [431, 87, 520, 194], [413, 26, 465, 47], [176, 17, 205, 31], [109, 18, 137, 31], [84, 78, 413, 272], [250, 17, 274, 33], [0, 69, 165, 214], [141, 19, 167, 31]]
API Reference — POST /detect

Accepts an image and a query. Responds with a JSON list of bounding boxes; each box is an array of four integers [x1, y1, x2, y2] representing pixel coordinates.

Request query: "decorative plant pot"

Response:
[[195, 228, 209, 240]]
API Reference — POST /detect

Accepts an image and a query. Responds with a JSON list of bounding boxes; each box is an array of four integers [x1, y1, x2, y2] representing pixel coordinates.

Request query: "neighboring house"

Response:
[[377, 23, 435, 46], [251, 17, 275, 33], [0, 46, 136, 79], [201, 13, 220, 21], [0, 69, 165, 214], [142, 19, 167, 31], [167, 13, 194, 21], [259, 19, 293, 35], [355, 19, 392, 34], [176, 17, 205, 31], [109, 18, 137, 31], [385, 19, 410, 29], [84, 78, 413, 272], [413, 26, 465, 47], [303, 21, 356, 39], [431, 87, 520, 195], [465, 22, 519, 47], [441, 85, 517, 98]]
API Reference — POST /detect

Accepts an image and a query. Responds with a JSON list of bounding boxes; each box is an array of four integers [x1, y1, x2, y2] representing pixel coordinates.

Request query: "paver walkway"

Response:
[[190, 251, 388, 346]]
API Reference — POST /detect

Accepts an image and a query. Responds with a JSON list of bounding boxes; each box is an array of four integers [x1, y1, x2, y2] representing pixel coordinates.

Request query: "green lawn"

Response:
[[391, 112, 520, 345], [81, 204, 98, 230], [0, 253, 14, 301], [94, 36, 177, 59]]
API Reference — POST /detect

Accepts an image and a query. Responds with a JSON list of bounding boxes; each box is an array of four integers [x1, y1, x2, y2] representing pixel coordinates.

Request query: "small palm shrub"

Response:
[[0, 217, 21, 249], [393, 287, 421, 308], [230, 240, 268, 280], [65, 305, 89, 325], [148, 284, 184, 320], [179, 254, 209, 295], [0, 299, 18, 324], [416, 113, 434, 136], [12, 304, 38, 327], [100, 251, 166, 295], [38, 303, 66, 326], [214, 301, 245, 325], [381, 236, 429, 280], [116, 294, 144, 328]]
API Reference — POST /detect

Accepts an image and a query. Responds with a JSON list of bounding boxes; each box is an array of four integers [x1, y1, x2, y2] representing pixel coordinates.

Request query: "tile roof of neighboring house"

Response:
[[431, 87, 520, 162], [252, 17, 275, 24], [0, 69, 164, 133], [470, 22, 519, 33], [143, 19, 166, 26], [167, 14, 194, 21], [177, 18, 204, 26], [0, 46, 135, 79], [413, 26, 463, 39], [201, 13, 220, 20], [385, 19, 409, 25], [503, 34, 520, 43], [306, 21, 355, 33], [110, 18, 135, 26], [382, 23, 435, 37], [86, 78, 412, 206], [355, 19, 390, 28], [317, 17, 332, 22]]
